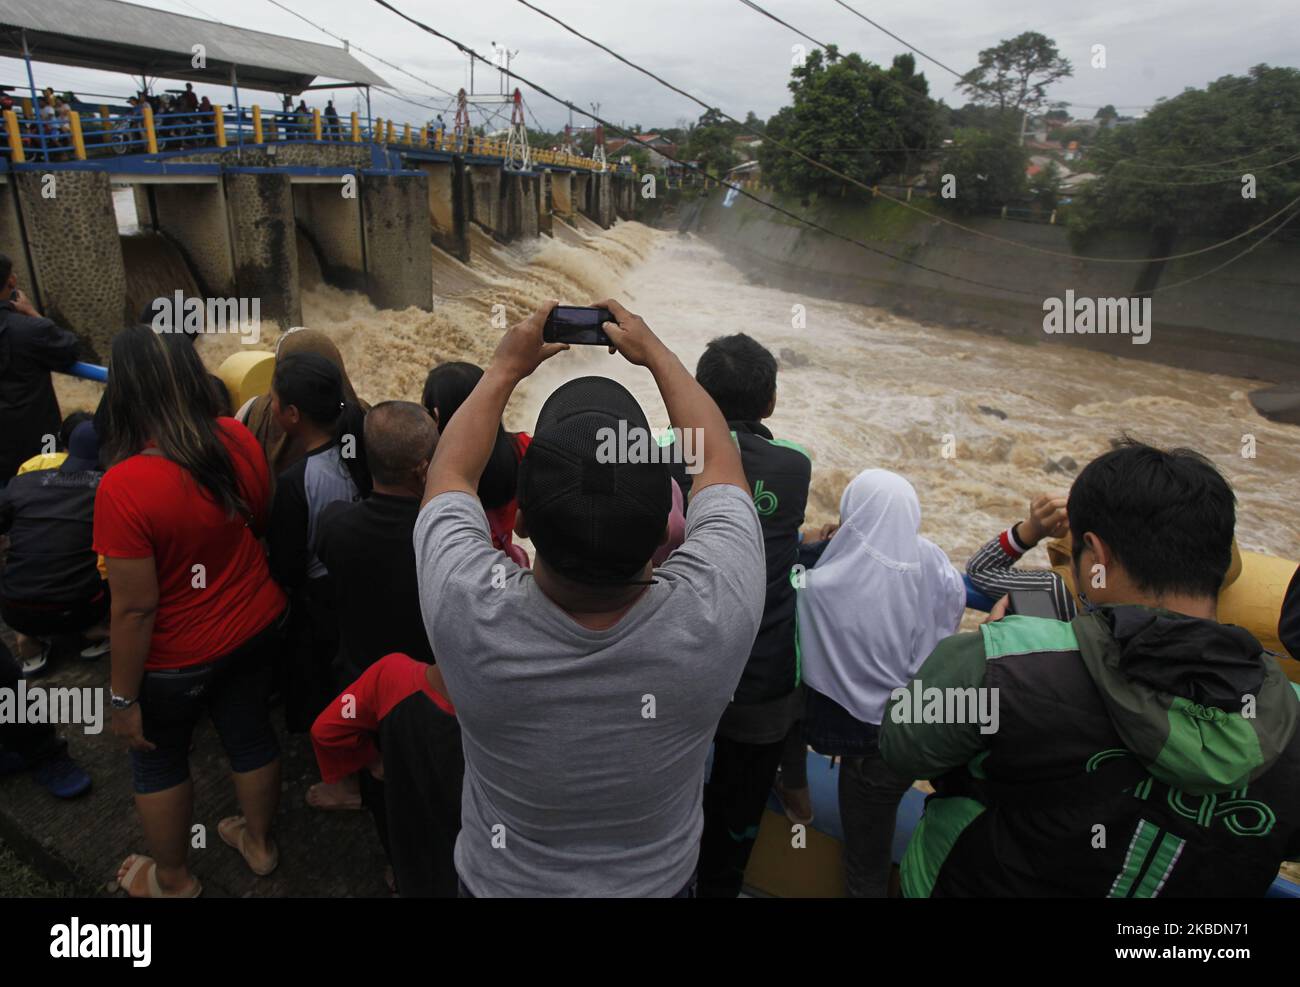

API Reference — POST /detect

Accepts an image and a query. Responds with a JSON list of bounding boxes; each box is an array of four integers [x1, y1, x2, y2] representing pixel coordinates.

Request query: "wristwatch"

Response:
[[110, 692, 138, 710]]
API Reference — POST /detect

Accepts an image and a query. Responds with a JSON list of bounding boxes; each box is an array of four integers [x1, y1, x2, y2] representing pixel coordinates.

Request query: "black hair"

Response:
[[102, 324, 251, 519], [208, 373, 234, 418], [273, 352, 371, 494], [695, 333, 777, 422], [421, 361, 519, 509], [365, 401, 438, 486], [59, 410, 93, 450], [0, 253, 12, 285], [1068, 439, 1235, 599]]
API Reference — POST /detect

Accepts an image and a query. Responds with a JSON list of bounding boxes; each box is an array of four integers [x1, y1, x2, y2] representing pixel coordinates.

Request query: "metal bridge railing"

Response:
[[2, 101, 628, 173]]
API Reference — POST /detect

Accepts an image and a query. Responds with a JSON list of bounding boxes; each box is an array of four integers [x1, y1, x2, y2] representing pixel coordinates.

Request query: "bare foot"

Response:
[[306, 776, 361, 811], [775, 779, 814, 825], [218, 816, 278, 876]]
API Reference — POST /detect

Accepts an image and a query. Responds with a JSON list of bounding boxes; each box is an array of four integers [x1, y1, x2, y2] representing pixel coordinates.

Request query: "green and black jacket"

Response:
[[879, 606, 1300, 897]]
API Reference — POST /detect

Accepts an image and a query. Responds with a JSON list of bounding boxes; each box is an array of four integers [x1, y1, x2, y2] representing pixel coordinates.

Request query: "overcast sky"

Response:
[[2, 0, 1296, 133]]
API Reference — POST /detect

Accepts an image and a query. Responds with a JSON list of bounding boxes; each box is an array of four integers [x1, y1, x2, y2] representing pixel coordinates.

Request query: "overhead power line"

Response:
[[511, 0, 1300, 265], [264, 0, 459, 101], [370, 0, 1049, 298]]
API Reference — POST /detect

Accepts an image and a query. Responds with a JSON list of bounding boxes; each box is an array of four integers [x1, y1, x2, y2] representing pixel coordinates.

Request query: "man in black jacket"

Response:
[[882, 442, 1300, 897], [306, 400, 438, 812], [0, 254, 80, 484], [694, 334, 812, 897]]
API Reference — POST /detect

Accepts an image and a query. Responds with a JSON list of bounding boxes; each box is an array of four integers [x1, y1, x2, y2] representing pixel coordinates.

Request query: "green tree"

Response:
[[758, 49, 943, 198], [1029, 160, 1062, 213], [684, 108, 740, 176], [959, 32, 1073, 116], [1093, 104, 1118, 125], [936, 127, 1028, 215], [1072, 64, 1300, 241]]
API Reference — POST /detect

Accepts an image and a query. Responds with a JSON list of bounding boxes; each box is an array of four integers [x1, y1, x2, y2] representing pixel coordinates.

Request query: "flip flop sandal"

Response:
[[117, 854, 202, 898], [218, 816, 279, 877]]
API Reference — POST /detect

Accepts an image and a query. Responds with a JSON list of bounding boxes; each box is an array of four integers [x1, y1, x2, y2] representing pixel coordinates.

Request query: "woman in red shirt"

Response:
[[94, 327, 287, 898]]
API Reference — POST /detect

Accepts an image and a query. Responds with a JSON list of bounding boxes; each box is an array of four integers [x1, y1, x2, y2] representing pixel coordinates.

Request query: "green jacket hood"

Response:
[[1074, 605, 1297, 795]]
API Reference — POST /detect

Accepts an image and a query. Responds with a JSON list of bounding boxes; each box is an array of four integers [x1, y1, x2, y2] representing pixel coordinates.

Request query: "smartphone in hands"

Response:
[[543, 305, 613, 346], [1006, 589, 1062, 621]]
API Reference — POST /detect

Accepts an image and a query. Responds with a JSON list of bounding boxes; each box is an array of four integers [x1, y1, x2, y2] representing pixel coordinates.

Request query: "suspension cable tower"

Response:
[[453, 88, 470, 150], [505, 88, 531, 171], [591, 123, 606, 172]]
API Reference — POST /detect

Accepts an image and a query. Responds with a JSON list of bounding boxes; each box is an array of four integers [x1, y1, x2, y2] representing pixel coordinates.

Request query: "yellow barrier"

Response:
[[351, 111, 360, 142], [386, 119, 395, 144], [3, 109, 24, 163], [216, 350, 276, 411], [68, 110, 86, 160], [252, 105, 263, 144], [403, 123, 411, 146], [313, 108, 322, 141], [142, 103, 158, 153], [419, 124, 427, 147], [214, 106, 226, 147]]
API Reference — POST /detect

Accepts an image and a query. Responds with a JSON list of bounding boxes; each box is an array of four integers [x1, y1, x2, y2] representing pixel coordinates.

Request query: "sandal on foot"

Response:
[[218, 815, 279, 876], [116, 854, 201, 898]]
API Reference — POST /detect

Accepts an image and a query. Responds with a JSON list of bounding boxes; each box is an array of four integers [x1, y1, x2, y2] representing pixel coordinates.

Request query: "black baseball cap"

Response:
[[518, 376, 671, 584]]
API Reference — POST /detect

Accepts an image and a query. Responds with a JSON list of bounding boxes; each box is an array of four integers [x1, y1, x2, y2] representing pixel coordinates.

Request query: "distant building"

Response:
[[606, 132, 678, 168]]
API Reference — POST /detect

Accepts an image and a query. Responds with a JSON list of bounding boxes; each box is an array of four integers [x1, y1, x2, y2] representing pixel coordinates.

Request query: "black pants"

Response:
[[838, 749, 913, 898], [697, 734, 787, 898], [0, 639, 62, 765], [282, 579, 339, 733]]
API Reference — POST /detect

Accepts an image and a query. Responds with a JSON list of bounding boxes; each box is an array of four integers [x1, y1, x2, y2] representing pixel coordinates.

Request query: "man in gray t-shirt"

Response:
[[414, 298, 765, 896]]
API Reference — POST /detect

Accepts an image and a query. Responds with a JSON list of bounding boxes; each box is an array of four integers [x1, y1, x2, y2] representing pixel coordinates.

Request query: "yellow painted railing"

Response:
[[142, 104, 158, 153], [3, 109, 24, 162], [68, 110, 86, 160]]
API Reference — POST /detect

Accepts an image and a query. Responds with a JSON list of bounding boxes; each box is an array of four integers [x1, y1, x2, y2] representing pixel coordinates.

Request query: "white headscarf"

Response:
[[798, 469, 966, 725]]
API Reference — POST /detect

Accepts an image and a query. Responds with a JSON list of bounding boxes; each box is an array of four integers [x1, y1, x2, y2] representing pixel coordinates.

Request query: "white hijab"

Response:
[[798, 469, 966, 725]]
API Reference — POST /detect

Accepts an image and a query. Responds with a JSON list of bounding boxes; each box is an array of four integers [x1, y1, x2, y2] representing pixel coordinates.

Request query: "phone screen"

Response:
[[543, 306, 613, 346], [1007, 589, 1061, 621]]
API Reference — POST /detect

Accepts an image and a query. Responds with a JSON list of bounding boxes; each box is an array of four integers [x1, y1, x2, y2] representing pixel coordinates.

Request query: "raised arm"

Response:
[[594, 298, 747, 496]]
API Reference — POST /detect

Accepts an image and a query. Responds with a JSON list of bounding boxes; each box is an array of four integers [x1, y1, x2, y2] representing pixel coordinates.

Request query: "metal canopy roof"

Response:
[[0, 0, 390, 94]]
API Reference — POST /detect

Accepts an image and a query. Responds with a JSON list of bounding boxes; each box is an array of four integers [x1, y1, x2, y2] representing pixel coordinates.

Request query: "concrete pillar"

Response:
[[468, 163, 502, 235], [292, 183, 365, 291], [595, 172, 615, 228], [360, 171, 432, 311], [520, 176, 538, 239], [580, 171, 614, 228], [132, 186, 154, 230], [0, 181, 36, 303], [503, 172, 524, 241], [152, 182, 236, 296], [415, 160, 469, 260], [550, 171, 574, 220], [224, 171, 300, 327], [572, 173, 589, 224], [536, 174, 552, 237], [14, 170, 126, 358]]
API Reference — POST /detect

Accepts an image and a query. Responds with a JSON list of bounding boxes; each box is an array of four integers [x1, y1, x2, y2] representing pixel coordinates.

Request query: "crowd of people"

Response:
[[3, 260, 1300, 897]]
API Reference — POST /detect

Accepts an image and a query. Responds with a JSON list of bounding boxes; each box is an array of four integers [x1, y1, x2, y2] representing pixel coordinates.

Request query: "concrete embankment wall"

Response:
[[694, 190, 1300, 384]]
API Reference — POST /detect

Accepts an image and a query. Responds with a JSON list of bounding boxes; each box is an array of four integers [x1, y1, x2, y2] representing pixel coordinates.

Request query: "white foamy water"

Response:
[[57, 220, 1299, 566]]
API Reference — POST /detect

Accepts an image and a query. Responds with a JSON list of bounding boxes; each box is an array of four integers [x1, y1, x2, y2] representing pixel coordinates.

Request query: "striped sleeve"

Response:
[[966, 526, 1076, 620]]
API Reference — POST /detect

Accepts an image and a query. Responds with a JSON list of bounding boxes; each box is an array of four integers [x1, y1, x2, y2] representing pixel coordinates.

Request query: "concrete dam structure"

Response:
[[0, 139, 637, 359]]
